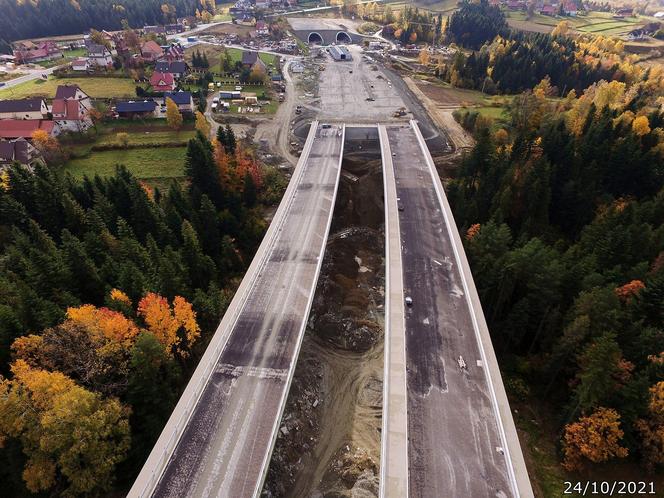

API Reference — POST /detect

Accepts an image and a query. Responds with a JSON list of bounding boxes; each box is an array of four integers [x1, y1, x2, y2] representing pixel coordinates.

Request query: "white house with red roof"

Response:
[[51, 85, 93, 133], [255, 21, 269, 36], [150, 71, 175, 92], [51, 99, 92, 132]]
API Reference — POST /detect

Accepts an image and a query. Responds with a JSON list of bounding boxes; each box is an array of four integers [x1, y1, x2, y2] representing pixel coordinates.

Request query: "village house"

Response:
[[241, 50, 267, 72], [87, 44, 114, 67], [0, 120, 58, 140], [51, 98, 92, 132], [71, 58, 91, 71], [115, 100, 158, 119], [162, 91, 194, 115], [540, 4, 556, 15], [141, 40, 164, 62], [55, 85, 93, 111], [12, 40, 62, 64], [150, 71, 176, 92], [255, 21, 269, 36], [163, 44, 185, 61], [155, 60, 189, 78], [0, 98, 48, 120], [0, 138, 43, 169]]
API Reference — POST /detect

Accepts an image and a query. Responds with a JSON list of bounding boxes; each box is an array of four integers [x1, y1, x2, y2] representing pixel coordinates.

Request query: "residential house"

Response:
[[141, 40, 164, 62], [71, 58, 91, 71], [241, 50, 266, 72], [615, 7, 633, 16], [13, 40, 62, 64], [540, 4, 556, 15], [0, 98, 48, 120], [116, 100, 158, 119], [162, 91, 194, 115], [150, 71, 176, 92], [155, 60, 189, 78], [0, 120, 58, 139], [55, 85, 93, 111], [0, 138, 42, 169], [255, 21, 269, 36], [87, 44, 114, 67], [51, 98, 92, 132], [163, 44, 185, 61], [562, 0, 578, 15]]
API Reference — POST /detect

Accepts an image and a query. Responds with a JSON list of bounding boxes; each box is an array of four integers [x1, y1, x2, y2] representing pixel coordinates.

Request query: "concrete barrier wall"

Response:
[[377, 124, 410, 498]]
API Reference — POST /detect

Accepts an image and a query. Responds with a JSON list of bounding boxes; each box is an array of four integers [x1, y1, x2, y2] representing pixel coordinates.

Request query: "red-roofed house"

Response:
[[150, 72, 175, 92], [540, 4, 556, 15], [13, 41, 62, 65], [51, 98, 92, 132], [142, 40, 164, 62], [255, 21, 269, 36], [0, 120, 58, 139], [563, 0, 578, 15]]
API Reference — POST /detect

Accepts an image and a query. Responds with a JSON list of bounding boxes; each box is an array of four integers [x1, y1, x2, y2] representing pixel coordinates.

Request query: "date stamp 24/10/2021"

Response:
[[564, 481, 656, 496]]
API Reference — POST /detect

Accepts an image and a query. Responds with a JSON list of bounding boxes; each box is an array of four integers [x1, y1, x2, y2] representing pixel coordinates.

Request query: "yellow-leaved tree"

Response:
[[195, 110, 211, 137], [165, 97, 183, 131], [0, 360, 130, 495], [632, 115, 651, 136], [562, 407, 629, 471]]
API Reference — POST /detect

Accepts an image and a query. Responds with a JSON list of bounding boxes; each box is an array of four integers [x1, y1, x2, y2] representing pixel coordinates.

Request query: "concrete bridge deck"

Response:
[[128, 121, 344, 498]]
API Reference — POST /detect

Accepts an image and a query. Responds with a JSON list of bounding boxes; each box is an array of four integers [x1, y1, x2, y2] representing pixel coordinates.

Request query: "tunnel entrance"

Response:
[[308, 32, 323, 44], [336, 31, 352, 44]]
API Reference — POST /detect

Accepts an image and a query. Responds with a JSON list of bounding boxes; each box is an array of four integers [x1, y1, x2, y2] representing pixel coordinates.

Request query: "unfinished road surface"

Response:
[[386, 122, 517, 498], [130, 123, 344, 498]]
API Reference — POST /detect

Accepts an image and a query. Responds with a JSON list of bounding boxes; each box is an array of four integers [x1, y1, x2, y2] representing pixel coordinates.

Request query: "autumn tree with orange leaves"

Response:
[[562, 407, 629, 471], [138, 292, 200, 356]]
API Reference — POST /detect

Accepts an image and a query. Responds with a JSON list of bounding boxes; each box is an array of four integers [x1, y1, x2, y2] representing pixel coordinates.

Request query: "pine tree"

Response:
[[225, 124, 236, 154]]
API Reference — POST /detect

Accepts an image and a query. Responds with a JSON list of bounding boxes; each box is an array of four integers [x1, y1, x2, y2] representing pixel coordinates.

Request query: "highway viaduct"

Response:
[[129, 121, 533, 498]]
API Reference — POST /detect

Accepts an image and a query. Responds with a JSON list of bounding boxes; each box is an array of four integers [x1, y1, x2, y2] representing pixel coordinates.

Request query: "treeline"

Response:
[[445, 0, 507, 50], [0, 132, 271, 495], [0, 0, 198, 52], [441, 0, 618, 94], [449, 86, 664, 472]]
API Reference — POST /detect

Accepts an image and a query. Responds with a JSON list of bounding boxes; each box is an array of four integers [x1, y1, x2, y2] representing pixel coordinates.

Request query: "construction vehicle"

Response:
[[393, 107, 407, 118]]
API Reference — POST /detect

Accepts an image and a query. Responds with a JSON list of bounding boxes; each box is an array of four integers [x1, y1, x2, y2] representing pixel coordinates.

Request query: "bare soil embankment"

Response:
[[263, 153, 385, 498]]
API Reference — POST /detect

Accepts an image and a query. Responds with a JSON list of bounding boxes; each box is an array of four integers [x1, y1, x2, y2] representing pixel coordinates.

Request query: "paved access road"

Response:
[[386, 124, 513, 497], [151, 124, 344, 498]]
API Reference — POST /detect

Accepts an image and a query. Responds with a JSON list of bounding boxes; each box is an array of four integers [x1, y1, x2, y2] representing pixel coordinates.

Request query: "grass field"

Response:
[[413, 0, 458, 13], [506, 10, 654, 36], [63, 122, 192, 187], [0, 76, 137, 99], [64, 146, 187, 183]]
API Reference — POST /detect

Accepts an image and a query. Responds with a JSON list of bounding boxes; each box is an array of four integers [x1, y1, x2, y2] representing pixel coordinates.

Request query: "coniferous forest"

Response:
[[0, 132, 268, 495], [0, 0, 199, 52], [450, 85, 664, 475]]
